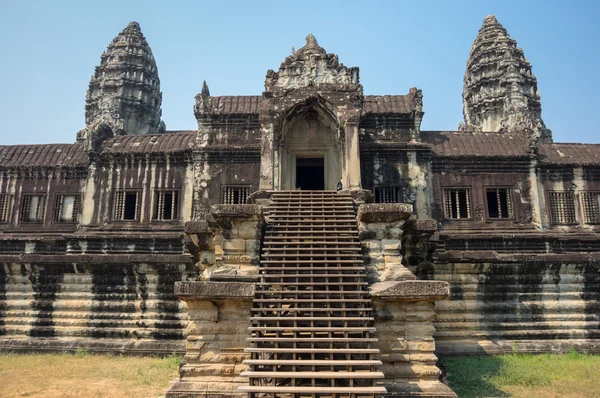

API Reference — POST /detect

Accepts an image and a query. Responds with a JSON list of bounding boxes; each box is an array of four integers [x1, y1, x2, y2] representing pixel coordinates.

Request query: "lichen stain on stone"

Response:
[[0, 264, 6, 336], [28, 264, 65, 337]]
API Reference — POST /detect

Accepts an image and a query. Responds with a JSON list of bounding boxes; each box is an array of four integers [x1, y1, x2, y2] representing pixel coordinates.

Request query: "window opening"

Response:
[[486, 188, 513, 219], [444, 189, 471, 219], [20, 194, 46, 223], [222, 185, 251, 204], [548, 191, 576, 225], [581, 192, 600, 224], [154, 190, 179, 220], [0, 195, 12, 223], [374, 186, 405, 203], [114, 191, 140, 220], [54, 194, 80, 223]]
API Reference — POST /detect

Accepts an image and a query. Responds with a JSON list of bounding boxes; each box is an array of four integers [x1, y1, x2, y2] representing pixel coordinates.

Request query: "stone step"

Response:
[[251, 317, 374, 322], [254, 291, 369, 296], [262, 253, 361, 258], [238, 386, 387, 393], [240, 371, 384, 379], [249, 326, 376, 332], [265, 236, 360, 240], [262, 246, 362, 251], [245, 347, 379, 353], [247, 337, 377, 343], [253, 299, 370, 303], [259, 273, 365, 278], [261, 259, 364, 264], [258, 267, 366, 271], [263, 241, 359, 245], [255, 282, 368, 286], [251, 308, 372, 312], [243, 359, 382, 366]]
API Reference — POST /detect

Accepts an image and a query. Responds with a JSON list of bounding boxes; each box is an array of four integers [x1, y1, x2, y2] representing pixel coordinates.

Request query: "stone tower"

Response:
[[84, 21, 165, 135], [462, 15, 549, 138]]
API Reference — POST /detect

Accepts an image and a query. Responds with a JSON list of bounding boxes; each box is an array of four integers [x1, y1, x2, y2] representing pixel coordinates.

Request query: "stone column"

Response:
[[259, 120, 275, 190], [166, 282, 254, 398], [343, 121, 362, 190]]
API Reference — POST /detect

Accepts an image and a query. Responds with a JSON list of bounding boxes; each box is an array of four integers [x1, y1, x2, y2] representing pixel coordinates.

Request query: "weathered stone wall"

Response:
[[426, 255, 600, 355], [0, 234, 197, 354]]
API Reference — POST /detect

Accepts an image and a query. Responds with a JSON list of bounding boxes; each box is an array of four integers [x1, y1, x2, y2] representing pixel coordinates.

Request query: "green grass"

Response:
[[444, 351, 600, 398]]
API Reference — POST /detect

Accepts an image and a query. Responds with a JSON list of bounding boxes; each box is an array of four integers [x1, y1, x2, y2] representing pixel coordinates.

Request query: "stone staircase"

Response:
[[240, 191, 386, 398]]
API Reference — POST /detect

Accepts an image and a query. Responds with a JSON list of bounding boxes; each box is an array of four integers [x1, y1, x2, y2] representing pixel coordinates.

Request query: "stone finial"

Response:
[[201, 80, 210, 97], [84, 21, 165, 136], [462, 15, 551, 140], [305, 33, 318, 46]]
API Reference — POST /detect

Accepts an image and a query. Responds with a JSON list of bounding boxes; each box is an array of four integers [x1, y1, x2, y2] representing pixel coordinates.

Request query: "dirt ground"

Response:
[[0, 352, 181, 398]]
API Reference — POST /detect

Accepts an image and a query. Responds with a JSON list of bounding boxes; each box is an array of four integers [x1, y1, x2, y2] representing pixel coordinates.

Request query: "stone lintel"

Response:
[[405, 218, 437, 233], [175, 281, 255, 301], [184, 220, 210, 234], [370, 280, 449, 301], [207, 204, 262, 229], [338, 189, 374, 204], [358, 203, 413, 223]]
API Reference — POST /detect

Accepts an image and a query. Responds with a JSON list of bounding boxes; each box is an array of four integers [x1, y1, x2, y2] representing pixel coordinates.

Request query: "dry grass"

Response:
[[0, 351, 181, 398], [444, 351, 600, 398]]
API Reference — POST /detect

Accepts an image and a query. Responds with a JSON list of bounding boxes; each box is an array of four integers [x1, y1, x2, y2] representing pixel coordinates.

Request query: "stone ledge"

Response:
[[370, 280, 449, 301], [0, 254, 193, 264], [383, 381, 457, 397], [210, 204, 262, 217], [358, 203, 413, 223], [406, 218, 437, 233], [175, 281, 255, 300], [338, 189, 374, 204], [184, 221, 210, 234], [207, 204, 263, 229]]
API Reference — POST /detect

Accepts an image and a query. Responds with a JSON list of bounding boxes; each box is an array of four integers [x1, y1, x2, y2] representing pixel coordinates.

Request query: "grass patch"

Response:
[[444, 351, 600, 398], [0, 352, 182, 397]]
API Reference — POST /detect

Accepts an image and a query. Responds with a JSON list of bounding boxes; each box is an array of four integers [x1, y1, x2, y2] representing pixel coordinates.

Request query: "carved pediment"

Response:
[[264, 34, 360, 95]]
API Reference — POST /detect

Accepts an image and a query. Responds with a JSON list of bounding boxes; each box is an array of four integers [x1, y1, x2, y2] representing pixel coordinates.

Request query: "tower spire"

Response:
[[84, 21, 165, 135], [461, 15, 550, 139]]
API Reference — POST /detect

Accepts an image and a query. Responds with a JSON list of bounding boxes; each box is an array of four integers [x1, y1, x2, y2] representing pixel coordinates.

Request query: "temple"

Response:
[[1, 16, 599, 398]]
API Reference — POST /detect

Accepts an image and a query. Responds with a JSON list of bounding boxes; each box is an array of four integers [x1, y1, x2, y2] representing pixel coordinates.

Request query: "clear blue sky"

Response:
[[0, 0, 598, 145]]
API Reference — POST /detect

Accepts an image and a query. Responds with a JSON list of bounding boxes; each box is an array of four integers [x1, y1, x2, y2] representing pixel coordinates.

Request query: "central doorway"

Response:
[[296, 157, 324, 190]]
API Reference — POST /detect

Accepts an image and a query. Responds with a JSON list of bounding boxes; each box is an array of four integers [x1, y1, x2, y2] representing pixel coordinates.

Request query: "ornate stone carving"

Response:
[[84, 22, 165, 136], [461, 15, 551, 140], [264, 34, 360, 95]]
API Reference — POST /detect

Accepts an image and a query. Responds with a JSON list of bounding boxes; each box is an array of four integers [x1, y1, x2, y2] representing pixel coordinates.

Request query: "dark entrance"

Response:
[[296, 157, 325, 190]]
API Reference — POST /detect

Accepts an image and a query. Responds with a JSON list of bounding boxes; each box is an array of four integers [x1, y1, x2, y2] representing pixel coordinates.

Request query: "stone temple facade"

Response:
[[1, 15, 600, 397]]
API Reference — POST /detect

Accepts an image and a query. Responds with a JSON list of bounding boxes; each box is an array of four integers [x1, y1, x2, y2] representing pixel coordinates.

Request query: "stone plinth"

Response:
[[357, 203, 415, 283], [166, 282, 254, 398], [370, 281, 456, 398], [186, 205, 263, 281]]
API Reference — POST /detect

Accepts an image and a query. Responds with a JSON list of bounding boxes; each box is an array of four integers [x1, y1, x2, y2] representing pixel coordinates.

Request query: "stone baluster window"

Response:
[[444, 188, 471, 220], [20, 194, 46, 223], [113, 191, 140, 221], [486, 188, 513, 219], [153, 190, 179, 220], [0, 194, 13, 223], [580, 192, 600, 224], [374, 186, 404, 203], [222, 185, 251, 205], [548, 191, 576, 225], [53, 194, 80, 223]]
